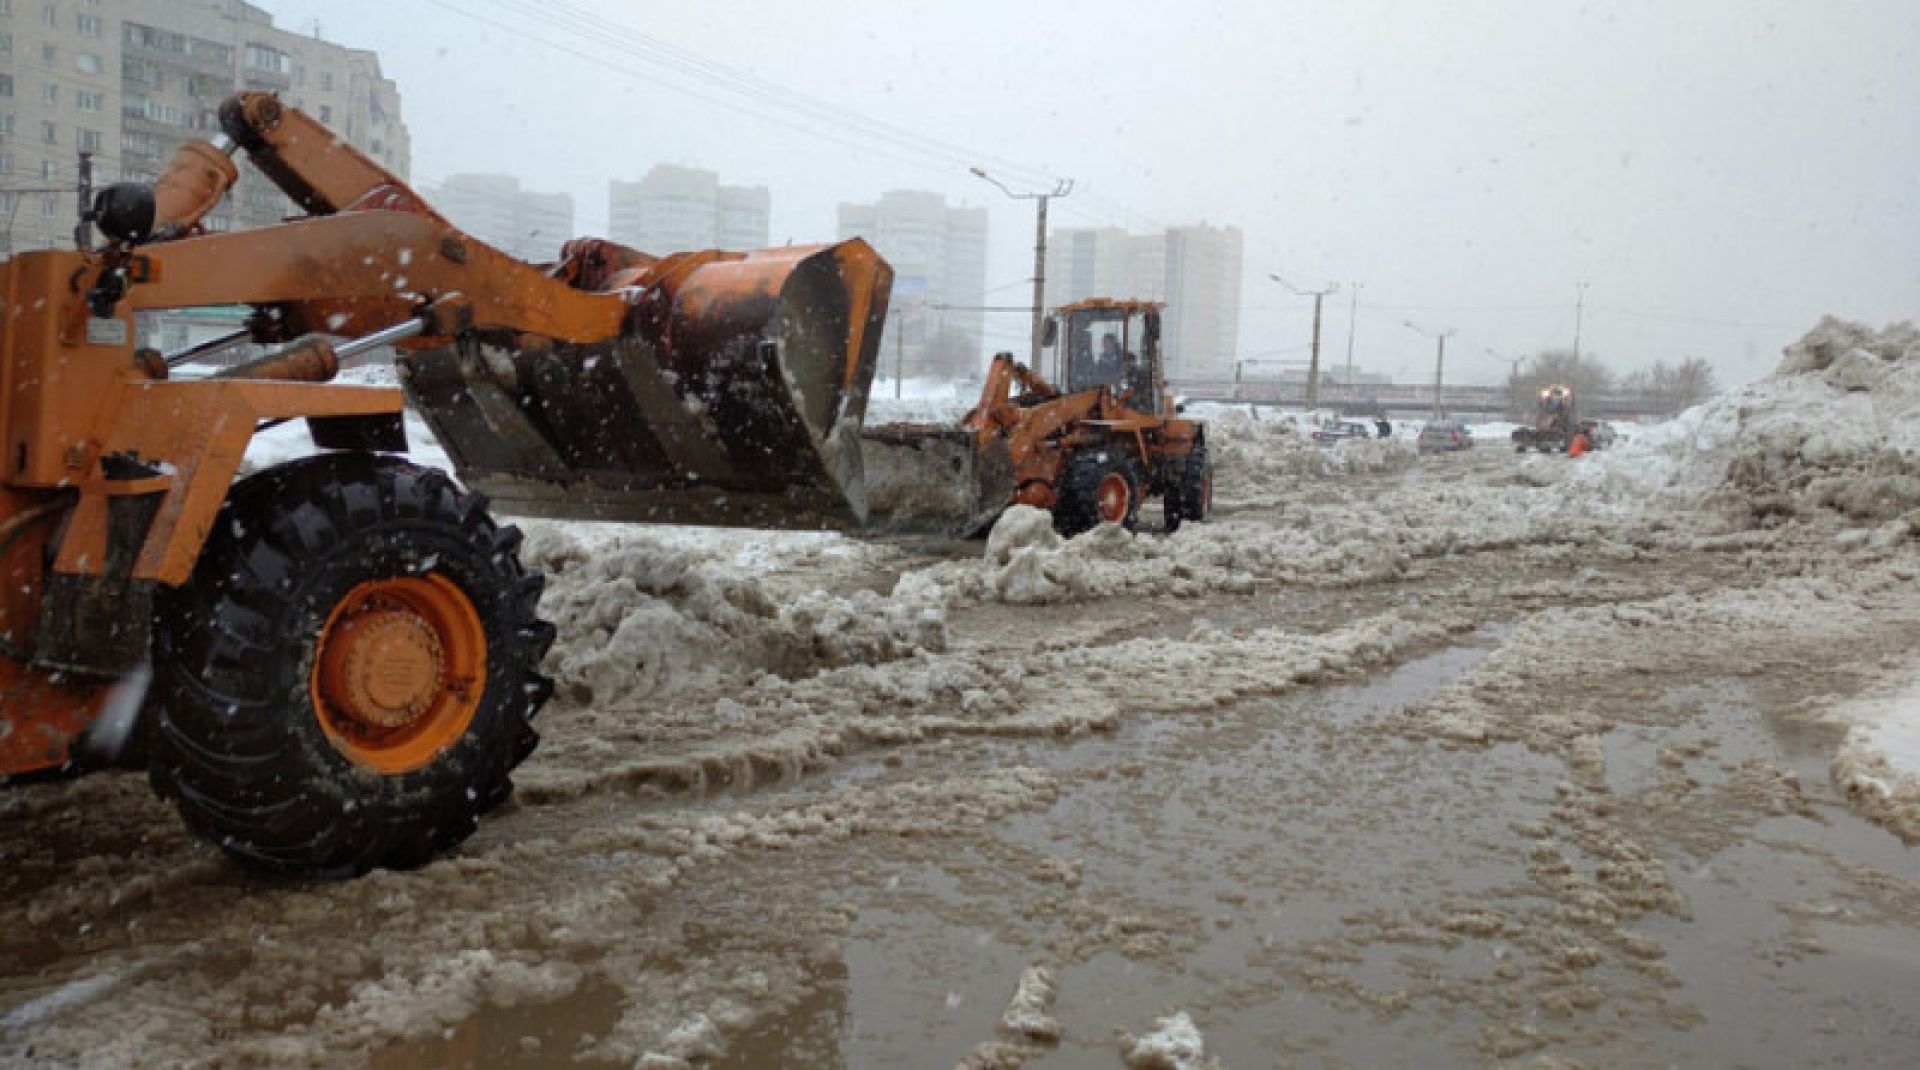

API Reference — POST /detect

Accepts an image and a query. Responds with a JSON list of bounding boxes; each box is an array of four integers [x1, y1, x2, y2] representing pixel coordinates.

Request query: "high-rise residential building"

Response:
[[1160, 224, 1243, 382], [431, 173, 574, 262], [0, 0, 407, 257], [714, 183, 769, 250], [607, 164, 769, 254], [837, 190, 988, 381], [1046, 222, 1242, 381]]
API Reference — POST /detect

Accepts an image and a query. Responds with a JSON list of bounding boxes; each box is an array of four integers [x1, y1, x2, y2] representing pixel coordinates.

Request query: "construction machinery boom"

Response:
[[0, 92, 891, 874]]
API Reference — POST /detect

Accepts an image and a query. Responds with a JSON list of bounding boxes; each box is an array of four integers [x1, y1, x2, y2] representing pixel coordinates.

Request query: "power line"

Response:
[[520, 0, 1063, 189], [433, 0, 1064, 191], [440, 0, 1173, 236]]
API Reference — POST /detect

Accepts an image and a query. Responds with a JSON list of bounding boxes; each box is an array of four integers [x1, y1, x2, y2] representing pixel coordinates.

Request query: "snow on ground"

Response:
[[866, 376, 978, 425], [1121, 1011, 1217, 1070], [14, 316, 1920, 1067], [1825, 669, 1920, 842]]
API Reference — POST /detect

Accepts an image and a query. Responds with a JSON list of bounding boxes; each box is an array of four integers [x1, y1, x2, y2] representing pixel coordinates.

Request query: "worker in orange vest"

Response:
[[1568, 430, 1591, 457]]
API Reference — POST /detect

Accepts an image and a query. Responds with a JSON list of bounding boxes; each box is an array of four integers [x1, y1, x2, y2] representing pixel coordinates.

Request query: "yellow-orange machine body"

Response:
[[0, 93, 890, 872], [862, 299, 1211, 537]]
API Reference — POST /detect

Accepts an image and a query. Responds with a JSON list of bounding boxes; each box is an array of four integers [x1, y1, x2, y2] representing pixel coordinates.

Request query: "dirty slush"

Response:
[[4, 317, 1920, 1068]]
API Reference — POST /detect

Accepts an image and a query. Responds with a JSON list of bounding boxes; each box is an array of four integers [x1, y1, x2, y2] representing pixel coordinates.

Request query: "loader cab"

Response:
[[1048, 299, 1165, 414]]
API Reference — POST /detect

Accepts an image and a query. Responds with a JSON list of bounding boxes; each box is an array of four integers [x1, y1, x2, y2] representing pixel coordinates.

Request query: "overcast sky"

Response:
[[260, 0, 1917, 386]]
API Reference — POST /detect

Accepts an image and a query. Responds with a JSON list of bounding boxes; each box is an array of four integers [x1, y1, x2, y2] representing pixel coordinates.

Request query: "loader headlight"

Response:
[[92, 183, 157, 244]]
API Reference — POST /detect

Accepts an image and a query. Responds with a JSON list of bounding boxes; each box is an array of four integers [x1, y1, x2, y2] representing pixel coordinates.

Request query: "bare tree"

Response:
[[1620, 357, 1720, 416]]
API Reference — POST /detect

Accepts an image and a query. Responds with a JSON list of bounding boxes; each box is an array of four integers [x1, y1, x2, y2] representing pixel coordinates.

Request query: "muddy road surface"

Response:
[[5, 432, 1920, 1069]]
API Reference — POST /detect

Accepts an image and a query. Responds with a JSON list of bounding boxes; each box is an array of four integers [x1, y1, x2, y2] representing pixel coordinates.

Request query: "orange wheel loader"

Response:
[[862, 299, 1211, 537], [0, 93, 891, 874]]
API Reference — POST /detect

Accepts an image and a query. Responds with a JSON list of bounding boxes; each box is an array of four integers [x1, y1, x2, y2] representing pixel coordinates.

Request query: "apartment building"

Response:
[[607, 164, 770, 254], [837, 190, 988, 381], [0, 0, 406, 256], [431, 172, 574, 262], [1046, 222, 1243, 380]]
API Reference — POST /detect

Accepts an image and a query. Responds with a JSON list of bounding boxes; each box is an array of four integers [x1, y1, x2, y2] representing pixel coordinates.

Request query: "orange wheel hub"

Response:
[[311, 574, 487, 773], [1096, 472, 1131, 524]]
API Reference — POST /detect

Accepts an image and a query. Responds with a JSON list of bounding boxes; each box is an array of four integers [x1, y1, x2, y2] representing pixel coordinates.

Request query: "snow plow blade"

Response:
[[858, 425, 1015, 537], [402, 241, 892, 530]]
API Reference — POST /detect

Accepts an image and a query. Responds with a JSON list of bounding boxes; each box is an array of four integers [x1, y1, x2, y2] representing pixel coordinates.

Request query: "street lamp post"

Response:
[[1486, 347, 1530, 419], [1572, 281, 1590, 361], [1269, 273, 1339, 411], [1403, 321, 1456, 420], [971, 168, 1072, 369]]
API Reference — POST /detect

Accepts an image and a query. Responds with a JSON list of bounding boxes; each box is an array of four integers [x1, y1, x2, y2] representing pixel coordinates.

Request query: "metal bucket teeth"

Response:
[[401, 240, 891, 530]]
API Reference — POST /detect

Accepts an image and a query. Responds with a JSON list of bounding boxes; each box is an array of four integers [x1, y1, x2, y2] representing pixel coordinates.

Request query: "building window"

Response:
[[40, 193, 57, 218], [77, 128, 99, 151], [0, 33, 11, 57], [41, 4, 55, 28], [41, 81, 56, 105], [319, 70, 333, 92], [319, 105, 332, 124], [0, 74, 10, 97], [40, 119, 55, 143], [0, 194, 14, 214], [41, 43, 53, 64], [74, 51, 99, 74], [40, 159, 54, 179], [244, 43, 289, 74], [76, 13, 100, 37], [0, 114, 13, 135], [0, 153, 11, 175], [75, 89, 100, 112]]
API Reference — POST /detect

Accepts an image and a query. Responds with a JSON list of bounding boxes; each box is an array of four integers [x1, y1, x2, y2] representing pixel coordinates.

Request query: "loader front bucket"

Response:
[[402, 240, 892, 530], [858, 424, 1015, 538]]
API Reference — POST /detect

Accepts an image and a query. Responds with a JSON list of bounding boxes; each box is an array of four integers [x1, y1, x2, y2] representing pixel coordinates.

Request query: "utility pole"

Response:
[[1572, 281, 1589, 362], [1343, 282, 1360, 397], [73, 150, 94, 251], [972, 168, 1072, 368], [1402, 321, 1455, 419], [894, 307, 905, 400], [1432, 331, 1452, 419], [1486, 346, 1529, 417], [1268, 273, 1339, 411]]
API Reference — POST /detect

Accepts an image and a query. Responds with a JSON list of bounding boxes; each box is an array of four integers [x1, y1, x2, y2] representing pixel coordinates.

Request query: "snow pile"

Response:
[[1826, 670, 1920, 842], [964, 507, 1255, 606], [996, 965, 1062, 1043], [1121, 1011, 1220, 1070], [1568, 318, 1920, 523], [526, 524, 944, 709], [866, 380, 976, 425], [1204, 408, 1414, 491]]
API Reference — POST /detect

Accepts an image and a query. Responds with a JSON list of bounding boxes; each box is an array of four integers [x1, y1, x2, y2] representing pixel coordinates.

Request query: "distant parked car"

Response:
[[1418, 420, 1474, 453], [1311, 421, 1374, 445]]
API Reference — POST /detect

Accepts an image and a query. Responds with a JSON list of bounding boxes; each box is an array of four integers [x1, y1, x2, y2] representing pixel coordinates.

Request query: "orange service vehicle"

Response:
[[0, 92, 891, 873], [862, 299, 1213, 536]]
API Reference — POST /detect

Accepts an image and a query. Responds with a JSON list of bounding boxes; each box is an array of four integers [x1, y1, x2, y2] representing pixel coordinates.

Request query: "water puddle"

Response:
[[367, 978, 627, 1070]]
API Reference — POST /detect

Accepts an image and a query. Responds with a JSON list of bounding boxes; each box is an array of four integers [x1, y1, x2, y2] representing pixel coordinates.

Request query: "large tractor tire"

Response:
[[149, 453, 555, 875], [1054, 448, 1143, 538], [1165, 441, 1213, 534]]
